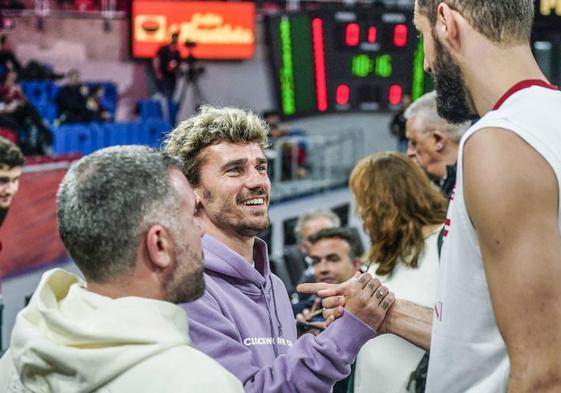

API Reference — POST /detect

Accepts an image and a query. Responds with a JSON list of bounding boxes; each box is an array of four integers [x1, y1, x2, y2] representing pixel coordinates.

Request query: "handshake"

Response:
[[297, 272, 396, 334], [298, 273, 433, 350]]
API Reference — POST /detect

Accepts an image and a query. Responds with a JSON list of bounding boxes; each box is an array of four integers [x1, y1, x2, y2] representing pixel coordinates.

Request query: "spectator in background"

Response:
[[0, 69, 53, 155], [153, 32, 181, 101], [287, 209, 341, 291], [295, 227, 363, 393], [0, 146, 244, 393], [404, 91, 470, 198], [262, 110, 308, 180], [0, 34, 21, 75], [85, 84, 112, 123], [56, 69, 94, 124], [294, 227, 362, 319], [348, 152, 447, 393], [0, 136, 23, 353], [0, 136, 23, 228], [164, 105, 395, 393], [262, 110, 289, 141], [389, 94, 412, 153], [295, 209, 341, 256]]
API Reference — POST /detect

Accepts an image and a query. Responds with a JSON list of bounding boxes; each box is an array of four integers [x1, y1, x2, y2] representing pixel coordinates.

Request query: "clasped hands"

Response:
[[297, 272, 395, 333]]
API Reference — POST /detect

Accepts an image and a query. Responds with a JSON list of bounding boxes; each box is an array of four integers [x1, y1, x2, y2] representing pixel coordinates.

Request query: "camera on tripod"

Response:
[[183, 40, 205, 82]]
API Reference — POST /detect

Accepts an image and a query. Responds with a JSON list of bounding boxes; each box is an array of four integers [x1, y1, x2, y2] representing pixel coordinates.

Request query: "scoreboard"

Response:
[[266, 7, 423, 117]]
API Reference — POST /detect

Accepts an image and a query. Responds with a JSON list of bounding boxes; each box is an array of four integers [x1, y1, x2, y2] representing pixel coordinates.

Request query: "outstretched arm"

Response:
[[184, 274, 392, 393], [380, 299, 432, 350], [297, 282, 432, 350], [463, 128, 561, 393]]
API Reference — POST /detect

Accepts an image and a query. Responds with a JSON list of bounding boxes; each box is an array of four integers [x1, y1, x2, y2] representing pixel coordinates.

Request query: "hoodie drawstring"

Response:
[[269, 276, 283, 338], [260, 282, 279, 357]]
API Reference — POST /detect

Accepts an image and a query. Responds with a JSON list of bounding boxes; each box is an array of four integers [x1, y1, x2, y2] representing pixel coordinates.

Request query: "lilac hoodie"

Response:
[[181, 235, 376, 393]]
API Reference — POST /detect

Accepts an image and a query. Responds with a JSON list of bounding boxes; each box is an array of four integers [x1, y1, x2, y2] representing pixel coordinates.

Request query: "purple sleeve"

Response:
[[184, 292, 376, 393]]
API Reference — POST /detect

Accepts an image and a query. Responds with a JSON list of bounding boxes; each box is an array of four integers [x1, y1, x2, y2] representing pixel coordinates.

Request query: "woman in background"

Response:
[[349, 151, 447, 393]]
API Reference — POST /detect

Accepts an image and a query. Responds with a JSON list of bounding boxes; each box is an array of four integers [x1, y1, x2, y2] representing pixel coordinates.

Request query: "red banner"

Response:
[[131, 0, 256, 59], [0, 163, 70, 278]]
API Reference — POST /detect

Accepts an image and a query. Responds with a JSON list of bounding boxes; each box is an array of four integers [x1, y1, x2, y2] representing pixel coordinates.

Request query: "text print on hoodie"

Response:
[[182, 235, 377, 393], [0, 269, 243, 393]]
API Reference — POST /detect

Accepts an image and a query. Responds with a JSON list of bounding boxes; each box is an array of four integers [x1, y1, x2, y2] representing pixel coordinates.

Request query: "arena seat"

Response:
[[35, 102, 58, 124], [143, 119, 171, 148], [137, 99, 163, 121], [62, 124, 96, 155], [21, 80, 54, 107], [52, 120, 172, 155], [105, 123, 132, 146]]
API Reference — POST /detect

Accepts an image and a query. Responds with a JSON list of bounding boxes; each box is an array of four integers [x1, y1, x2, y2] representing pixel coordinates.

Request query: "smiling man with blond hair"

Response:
[[165, 105, 395, 393]]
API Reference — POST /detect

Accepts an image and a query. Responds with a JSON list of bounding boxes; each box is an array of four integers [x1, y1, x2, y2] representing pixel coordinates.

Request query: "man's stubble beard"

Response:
[[166, 242, 206, 304], [203, 188, 271, 238]]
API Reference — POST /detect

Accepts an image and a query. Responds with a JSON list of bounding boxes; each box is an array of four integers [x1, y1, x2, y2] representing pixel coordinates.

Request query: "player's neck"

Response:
[[464, 44, 548, 116], [204, 224, 256, 263]]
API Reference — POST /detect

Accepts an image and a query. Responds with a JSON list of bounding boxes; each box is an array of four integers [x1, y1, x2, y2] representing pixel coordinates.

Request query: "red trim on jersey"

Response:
[[493, 79, 559, 110]]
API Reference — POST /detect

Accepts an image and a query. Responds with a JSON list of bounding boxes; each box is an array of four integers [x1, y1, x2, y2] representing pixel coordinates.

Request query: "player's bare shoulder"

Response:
[[463, 126, 558, 241]]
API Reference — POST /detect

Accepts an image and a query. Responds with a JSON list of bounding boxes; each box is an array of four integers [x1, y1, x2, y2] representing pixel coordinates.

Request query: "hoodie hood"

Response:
[[10, 269, 190, 393], [202, 235, 271, 292]]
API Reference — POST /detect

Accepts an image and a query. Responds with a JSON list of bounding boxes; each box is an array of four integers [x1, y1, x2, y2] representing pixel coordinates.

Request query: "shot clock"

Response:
[[266, 7, 424, 117]]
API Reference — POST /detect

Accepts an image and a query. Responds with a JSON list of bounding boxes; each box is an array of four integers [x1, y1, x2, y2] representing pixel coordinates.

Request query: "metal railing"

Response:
[[268, 127, 366, 202]]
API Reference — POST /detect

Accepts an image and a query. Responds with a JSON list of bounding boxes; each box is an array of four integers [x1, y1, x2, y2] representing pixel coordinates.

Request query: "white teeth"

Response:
[[243, 198, 264, 205]]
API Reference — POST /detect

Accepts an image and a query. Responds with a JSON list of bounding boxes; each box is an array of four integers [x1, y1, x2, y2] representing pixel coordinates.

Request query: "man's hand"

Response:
[[298, 273, 395, 332], [297, 272, 360, 324], [295, 298, 325, 336]]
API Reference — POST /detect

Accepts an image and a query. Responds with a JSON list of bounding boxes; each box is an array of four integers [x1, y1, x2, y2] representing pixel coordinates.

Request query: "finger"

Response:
[[302, 308, 311, 319], [315, 273, 358, 297], [317, 286, 344, 298], [367, 279, 382, 298], [323, 305, 344, 321], [322, 295, 345, 309], [309, 321, 327, 330], [374, 284, 389, 303], [326, 315, 335, 327], [296, 313, 305, 322], [356, 272, 373, 289], [297, 282, 337, 295], [380, 292, 395, 311], [311, 297, 322, 313]]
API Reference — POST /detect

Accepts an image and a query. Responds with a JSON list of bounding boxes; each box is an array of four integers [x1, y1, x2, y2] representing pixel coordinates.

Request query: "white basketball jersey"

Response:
[[426, 83, 561, 393]]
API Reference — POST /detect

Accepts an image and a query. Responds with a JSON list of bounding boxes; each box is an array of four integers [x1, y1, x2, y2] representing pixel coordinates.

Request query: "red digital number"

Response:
[[336, 84, 350, 105], [367, 26, 377, 43], [345, 23, 360, 47], [393, 24, 408, 47], [389, 84, 403, 105]]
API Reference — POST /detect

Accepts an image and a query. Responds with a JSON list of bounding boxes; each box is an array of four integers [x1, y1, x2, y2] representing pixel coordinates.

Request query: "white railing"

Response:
[[268, 127, 366, 201]]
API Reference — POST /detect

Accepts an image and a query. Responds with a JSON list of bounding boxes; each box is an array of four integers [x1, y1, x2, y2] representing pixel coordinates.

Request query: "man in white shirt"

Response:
[[300, 1, 561, 391]]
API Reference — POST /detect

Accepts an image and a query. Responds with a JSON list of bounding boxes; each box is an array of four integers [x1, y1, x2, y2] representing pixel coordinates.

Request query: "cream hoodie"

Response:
[[0, 269, 244, 393]]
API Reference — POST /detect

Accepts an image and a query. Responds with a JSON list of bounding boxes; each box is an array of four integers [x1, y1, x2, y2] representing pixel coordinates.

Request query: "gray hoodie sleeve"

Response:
[[184, 290, 376, 393]]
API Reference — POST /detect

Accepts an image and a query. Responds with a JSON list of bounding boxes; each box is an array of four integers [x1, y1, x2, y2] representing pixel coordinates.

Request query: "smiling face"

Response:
[[195, 141, 271, 240], [0, 165, 22, 209], [414, 2, 478, 124], [309, 238, 360, 284]]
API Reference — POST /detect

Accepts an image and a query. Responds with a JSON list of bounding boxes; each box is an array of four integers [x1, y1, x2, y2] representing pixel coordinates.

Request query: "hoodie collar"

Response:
[[202, 234, 271, 287]]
